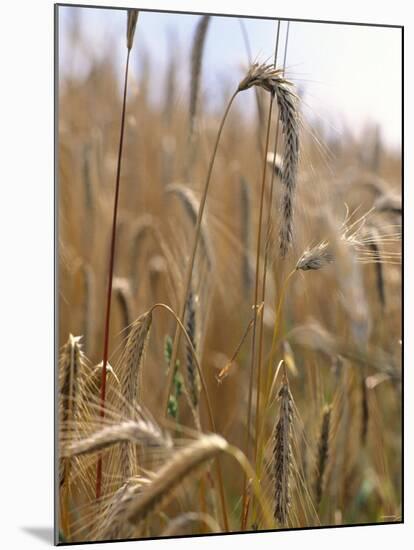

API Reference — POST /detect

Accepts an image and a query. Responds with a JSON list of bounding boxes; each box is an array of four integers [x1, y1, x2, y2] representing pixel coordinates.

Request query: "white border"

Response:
[[0, 1, 410, 548]]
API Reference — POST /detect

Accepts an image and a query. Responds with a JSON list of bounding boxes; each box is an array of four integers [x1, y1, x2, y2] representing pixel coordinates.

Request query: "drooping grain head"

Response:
[[296, 241, 334, 271], [238, 63, 286, 94], [101, 434, 228, 539], [63, 418, 171, 459], [238, 63, 300, 255]]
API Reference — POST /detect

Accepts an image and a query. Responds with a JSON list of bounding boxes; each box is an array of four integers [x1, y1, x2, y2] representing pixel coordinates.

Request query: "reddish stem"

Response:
[[95, 47, 131, 500]]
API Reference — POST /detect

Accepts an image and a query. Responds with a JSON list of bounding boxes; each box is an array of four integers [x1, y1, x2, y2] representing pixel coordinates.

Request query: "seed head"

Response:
[[238, 63, 295, 95], [126, 9, 139, 50], [296, 241, 333, 271]]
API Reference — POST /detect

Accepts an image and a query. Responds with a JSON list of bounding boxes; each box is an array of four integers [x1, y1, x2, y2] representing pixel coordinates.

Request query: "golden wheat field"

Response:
[[57, 6, 402, 544]]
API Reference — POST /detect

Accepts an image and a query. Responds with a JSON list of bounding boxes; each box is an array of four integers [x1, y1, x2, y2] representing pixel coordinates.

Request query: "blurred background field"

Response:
[[58, 6, 402, 540]]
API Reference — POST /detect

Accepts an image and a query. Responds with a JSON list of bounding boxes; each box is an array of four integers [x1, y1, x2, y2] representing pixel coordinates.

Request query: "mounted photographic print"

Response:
[[55, 3, 403, 545]]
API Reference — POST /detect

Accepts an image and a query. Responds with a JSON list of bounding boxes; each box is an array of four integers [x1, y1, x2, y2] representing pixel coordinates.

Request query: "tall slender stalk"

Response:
[[254, 21, 290, 479], [95, 9, 138, 500], [241, 95, 274, 530], [241, 22, 281, 530], [254, 20, 282, 466], [163, 91, 238, 420]]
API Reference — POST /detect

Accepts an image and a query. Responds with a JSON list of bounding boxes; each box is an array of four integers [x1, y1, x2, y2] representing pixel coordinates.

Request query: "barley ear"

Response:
[[273, 372, 294, 526], [126, 9, 139, 51], [185, 289, 201, 410], [189, 15, 211, 138], [59, 334, 85, 486], [102, 434, 228, 539], [119, 310, 153, 480], [314, 404, 332, 507]]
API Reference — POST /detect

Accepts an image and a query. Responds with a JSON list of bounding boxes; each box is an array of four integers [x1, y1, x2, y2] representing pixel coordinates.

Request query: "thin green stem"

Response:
[[241, 92, 274, 531], [254, 19, 282, 471], [163, 90, 238, 430]]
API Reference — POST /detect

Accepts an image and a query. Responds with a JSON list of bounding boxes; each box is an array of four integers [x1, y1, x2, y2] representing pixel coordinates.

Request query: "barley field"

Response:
[[57, 6, 402, 544]]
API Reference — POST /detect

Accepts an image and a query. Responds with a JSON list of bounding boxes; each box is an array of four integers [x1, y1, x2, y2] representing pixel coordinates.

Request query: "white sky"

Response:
[[58, 6, 402, 150]]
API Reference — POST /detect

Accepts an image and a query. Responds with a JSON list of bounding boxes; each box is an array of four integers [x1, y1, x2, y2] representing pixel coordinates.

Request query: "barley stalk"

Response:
[[96, 9, 138, 499]]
